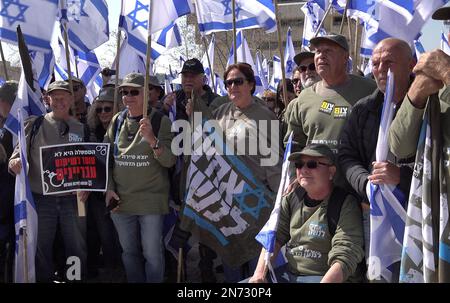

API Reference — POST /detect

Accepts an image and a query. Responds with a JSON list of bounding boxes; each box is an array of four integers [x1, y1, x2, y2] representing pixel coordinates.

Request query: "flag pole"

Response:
[[313, 2, 333, 38], [232, 0, 237, 64], [353, 17, 360, 74], [339, 0, 349, 34], [0, 41, 9, 80], [143, 0, 154, 119], [274, 0, 288, 107], [60, 0, 74, 96], [202, 36, 216, 94], [347, 16, 354, 68], [113, 0, 124, 114]]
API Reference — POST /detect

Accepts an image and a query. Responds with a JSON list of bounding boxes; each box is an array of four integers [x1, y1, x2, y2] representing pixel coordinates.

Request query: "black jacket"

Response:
[[338, 89, 414, 202]]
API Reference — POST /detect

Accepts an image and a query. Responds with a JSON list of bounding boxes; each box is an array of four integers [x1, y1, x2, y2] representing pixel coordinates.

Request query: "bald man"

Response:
[[338, 38, 416, 282]]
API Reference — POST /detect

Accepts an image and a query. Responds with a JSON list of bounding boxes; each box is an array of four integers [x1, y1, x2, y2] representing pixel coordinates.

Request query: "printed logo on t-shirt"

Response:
[[333, 106, 349, 119], [308, 221, 327, 239], [289, 245, 322, 259], [319, 100, 335, 115], [69, 133, 82, 142]]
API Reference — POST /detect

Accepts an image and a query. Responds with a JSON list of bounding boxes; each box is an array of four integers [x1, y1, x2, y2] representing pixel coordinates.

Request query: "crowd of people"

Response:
[[0, 5, 450, 283]]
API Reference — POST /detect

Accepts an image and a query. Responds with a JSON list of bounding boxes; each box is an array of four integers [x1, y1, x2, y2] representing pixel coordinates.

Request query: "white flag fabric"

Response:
[[284, 27, 296, 79], [269, 55, 281, 92], [214, 73, 228, 96], [29, 50, 55, 90], [60, 0, 109, 52], [255, 51, 269, 91], [120, 0, 192, 57], [0, 0, 58, 52], [366, 69, 407, 282], [413, 39, 426, 58], [112, 36, 146, 80], [301, 1, 326, 50], [442, 32, 450, 55], [195, 0, 276, 35], [13, 108, 39, 283]]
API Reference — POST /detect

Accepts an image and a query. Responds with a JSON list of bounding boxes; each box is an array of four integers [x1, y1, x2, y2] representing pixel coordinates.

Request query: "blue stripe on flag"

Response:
[[0, 28, 51, 51], [439, 242, 450, 263], [91, 0, 109, 18], [199, 18, 261, 33], [173, 0, 192, 17], [183, 207, 229, 246]]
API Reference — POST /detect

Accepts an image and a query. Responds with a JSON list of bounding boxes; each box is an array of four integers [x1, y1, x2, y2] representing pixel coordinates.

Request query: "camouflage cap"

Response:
[[288, 144, 335, 165], [95, 87, 115, 103], [47, 80, 72, 94], [0, 80, 19, 104], [118, 73, 144, 88]]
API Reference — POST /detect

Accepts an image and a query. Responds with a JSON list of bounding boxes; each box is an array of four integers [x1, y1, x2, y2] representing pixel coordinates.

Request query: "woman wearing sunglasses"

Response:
[[184, 63, 282, 283], [85, 87, 123, 280], [249, 144, 364, 283]]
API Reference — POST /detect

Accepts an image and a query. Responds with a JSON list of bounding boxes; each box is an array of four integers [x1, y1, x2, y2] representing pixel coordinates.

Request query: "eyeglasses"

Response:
[[224, 78, 245, 89], [295, 160, 332, 169], [299, 63, 316, 73], [292, 78, 301, 85], [96, 106, 113, 114], [120, 89, 140, 96]]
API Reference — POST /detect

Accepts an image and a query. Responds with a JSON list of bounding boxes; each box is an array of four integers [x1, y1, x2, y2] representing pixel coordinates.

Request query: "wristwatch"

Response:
[[152, 138, 160, 150]]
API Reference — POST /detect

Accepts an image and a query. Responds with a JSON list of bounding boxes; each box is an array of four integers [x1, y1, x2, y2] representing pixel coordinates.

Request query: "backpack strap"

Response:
[[327, 187, 348, 236]]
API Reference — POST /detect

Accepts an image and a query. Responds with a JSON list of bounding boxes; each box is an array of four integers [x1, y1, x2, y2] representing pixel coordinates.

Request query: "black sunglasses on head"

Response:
[[96, 106, 113, 114], [299, 63, 316, 72], [224, 77, 245, 88], [295, 160, 332, 169], [120, 89, 140, 96]]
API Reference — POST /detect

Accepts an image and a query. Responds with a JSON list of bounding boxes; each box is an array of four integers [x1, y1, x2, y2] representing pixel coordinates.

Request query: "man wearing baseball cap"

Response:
[[285, 33, 376, 190], [248, 143, 364, 283], [8, 80, 89, 282]]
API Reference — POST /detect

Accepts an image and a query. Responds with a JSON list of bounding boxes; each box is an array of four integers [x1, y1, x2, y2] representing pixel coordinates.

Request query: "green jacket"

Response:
[[105, 108, 176, 215], [277, 188, 364, 281]]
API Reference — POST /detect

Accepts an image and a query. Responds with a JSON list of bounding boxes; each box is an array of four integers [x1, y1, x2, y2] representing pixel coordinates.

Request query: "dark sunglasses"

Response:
[[96, 106, 113, 114], [299, 63, 316, 72], [120, 89, 140, 96], [295, 160, 332, 169], [224, 77, 245, 88]]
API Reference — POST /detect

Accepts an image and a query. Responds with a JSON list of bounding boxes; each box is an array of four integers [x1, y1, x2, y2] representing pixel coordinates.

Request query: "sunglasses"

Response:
[[295, 160, 332, 169], [120, 89, 140, 96], [299, 63, 316, 73], [96, 106, 113, 114], [224, 78, 245, 89]]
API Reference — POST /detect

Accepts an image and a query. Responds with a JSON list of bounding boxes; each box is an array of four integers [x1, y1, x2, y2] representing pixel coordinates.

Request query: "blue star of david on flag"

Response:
[[221, 0, 241, 18], [67, 0, 88, 23], [127, 0, 149, 30], [234, 183, 269, 219], [0, 0, 29, 26]]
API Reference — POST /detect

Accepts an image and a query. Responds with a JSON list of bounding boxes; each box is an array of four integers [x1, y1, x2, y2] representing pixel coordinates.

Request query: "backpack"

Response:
[[294, 186, 367, 281]]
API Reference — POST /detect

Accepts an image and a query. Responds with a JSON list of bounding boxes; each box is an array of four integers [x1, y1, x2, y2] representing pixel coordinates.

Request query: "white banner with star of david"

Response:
[[0, 0, 58, 52]]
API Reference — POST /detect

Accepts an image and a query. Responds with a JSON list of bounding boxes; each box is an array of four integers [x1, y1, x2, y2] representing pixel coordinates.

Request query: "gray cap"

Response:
[[288, 144, 335, 165], [432, 6, 450, 20], [293, 50, 315, 66], [94, 87, 115, 103], [47, 80, 72, 94], [148, 75, 162, 89], [119, 73, 144, 88], [0, 80, 19, 104], [310, 34, 349, 51]]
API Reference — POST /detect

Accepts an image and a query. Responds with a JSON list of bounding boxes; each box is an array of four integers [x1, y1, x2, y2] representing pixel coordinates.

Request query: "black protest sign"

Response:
[[40, 143, 109, 195]]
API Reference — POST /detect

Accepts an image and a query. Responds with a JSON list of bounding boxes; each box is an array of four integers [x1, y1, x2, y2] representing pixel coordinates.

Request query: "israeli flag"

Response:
[[76, 51, 102, 103], [360, 21, 378, 58], [153, 21, 182, 49], [214, 73, 228, 96], [29, 50, 55, 90], [255, 133, 292, 281], [13, 108, 38, 283], [0, 0, 58, 52], [120, 0, 192, 57], [269, 55, 281, 92], [255, 51, 269, 91], [195, 0, 276, 35], [60, 0, 109, 53], [284, 27, 296, 79], [413, 39, 426, 58], [301, 1, 326, 50], [201, 34, 216, 88], [441, 31, 450, 55], [366, 69, 407, 282]]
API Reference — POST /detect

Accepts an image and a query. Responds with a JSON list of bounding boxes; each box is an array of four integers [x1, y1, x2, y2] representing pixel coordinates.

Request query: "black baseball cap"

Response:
[[432, 6, 450, 20], [288, 144, 335, 165], [293, 51, 315, 66], [180, 58, 204, 74]]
